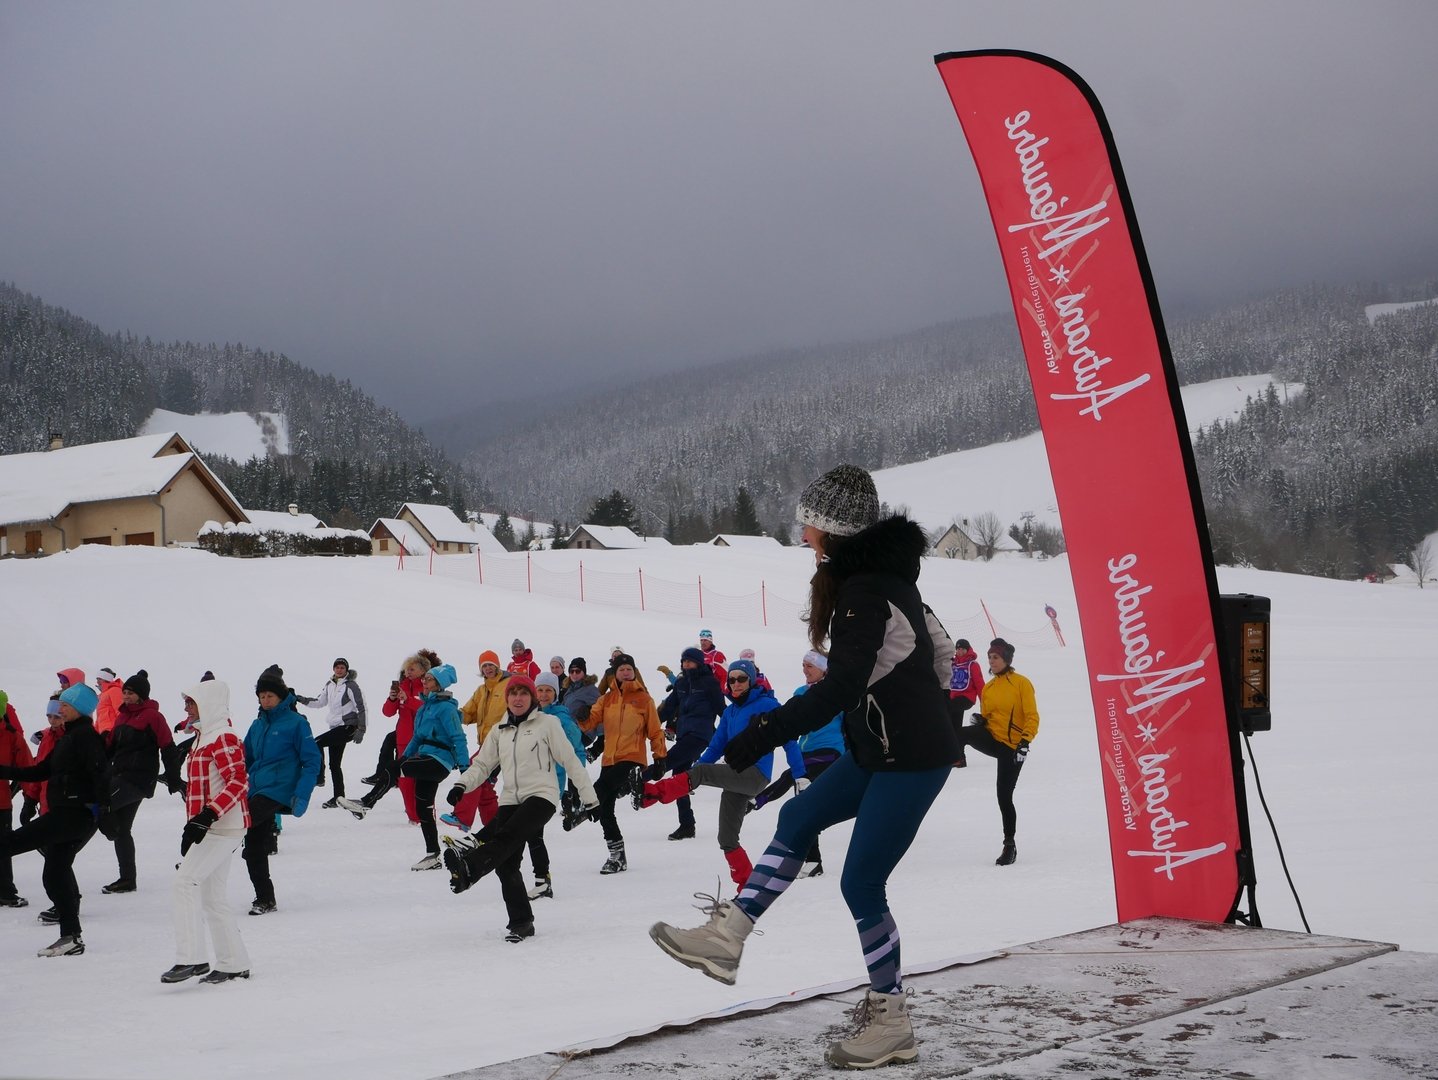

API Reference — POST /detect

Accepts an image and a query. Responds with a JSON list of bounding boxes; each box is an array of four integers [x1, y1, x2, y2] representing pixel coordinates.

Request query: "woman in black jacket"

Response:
[[649, 464, 959, 1069], [0, 683, 109, 956]]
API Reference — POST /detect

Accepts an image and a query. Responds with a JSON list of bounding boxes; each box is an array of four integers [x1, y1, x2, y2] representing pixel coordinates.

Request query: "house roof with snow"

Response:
[[566, 524, 671, 550], [243, 508, 327, 533], [708, 534, 784, 550], [394, 503, 508, 554], [0, 431, 246, 527], [370, 517, 427, 556]]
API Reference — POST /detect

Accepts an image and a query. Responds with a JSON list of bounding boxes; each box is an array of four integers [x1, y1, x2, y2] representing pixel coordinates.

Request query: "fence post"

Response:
[[396, 547, 405, 571], [761, 581, 768, 627], [638, 567, 646, 612], [428, 545, 435, 576], [698, 575, 704, 619], [579, 561, 585, 603], [979, 597, 997, 638], [476, 547, 483, 584], [1045, 604, 1066, 647], [527, 551, 533, 593]]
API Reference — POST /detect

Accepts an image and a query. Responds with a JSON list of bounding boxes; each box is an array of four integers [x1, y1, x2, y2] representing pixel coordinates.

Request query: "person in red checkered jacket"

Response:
[[161, 679, 253, 985]]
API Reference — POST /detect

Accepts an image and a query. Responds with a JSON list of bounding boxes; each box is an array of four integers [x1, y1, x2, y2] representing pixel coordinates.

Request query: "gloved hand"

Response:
[[794, 777, 811, 794], [644, 758, 667, 782], [657, 664, 673, 678], [180, 805, 219, 855], [967, 712, 987, 726], [446, 785, 466, 807], [723, 715, 777, 774], [1014, 739, 1030, 763], [19, 797, 38, 826], [30, 730, 43, 746]]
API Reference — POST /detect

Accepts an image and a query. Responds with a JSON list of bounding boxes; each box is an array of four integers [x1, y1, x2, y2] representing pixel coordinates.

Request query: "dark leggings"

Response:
[[592, 762, 640, 844], [109, 800, 142, 882], [369, 755, 448, 854], [463, 797, 556, 929], [243, 794, 286, 905], [2, 807, 98, 936], [314, 726, 355, 797], [956, 725, 1024, 840]]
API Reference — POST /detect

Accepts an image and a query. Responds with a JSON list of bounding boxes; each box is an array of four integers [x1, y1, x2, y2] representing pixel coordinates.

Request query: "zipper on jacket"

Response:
[[865, 694, 892, 759]]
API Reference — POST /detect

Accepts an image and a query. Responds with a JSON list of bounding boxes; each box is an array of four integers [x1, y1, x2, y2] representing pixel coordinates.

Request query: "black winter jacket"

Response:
[[0, 716, 108, 812], [657, 663, 725, 743], [762, 516, 960, 771]]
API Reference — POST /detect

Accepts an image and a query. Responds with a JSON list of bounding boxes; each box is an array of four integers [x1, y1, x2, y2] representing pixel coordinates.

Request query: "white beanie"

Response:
[[802, 650, 829, 672], [535, 671, 562, 697]]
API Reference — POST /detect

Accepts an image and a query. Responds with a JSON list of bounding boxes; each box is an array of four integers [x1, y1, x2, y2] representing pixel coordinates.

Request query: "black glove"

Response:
[[19, 797, 38, 827], [446, 784, 466, 807], [643, 758, 667, 782], [723, 715, 777, 774], [1014, 739, 1030, 763], [180, 805, 219, 855]]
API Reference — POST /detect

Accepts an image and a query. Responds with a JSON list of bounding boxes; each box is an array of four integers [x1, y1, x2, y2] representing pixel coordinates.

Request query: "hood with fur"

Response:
[[825, 515, 927, 584]]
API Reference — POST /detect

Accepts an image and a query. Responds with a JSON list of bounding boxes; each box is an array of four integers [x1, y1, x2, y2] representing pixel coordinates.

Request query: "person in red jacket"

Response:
[[947, 638, 986, 767], [1, 690, 34, 907], [367, 651, 440, 823], [19, 699, 63, 822], [507, 640, 540, 681], [698, 630, 727, 684]]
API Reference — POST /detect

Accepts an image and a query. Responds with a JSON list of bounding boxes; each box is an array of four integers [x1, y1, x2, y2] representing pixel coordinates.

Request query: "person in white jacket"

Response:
[[441, 674, 598, 942], [162, 679, 251, 985], [296, 658, 366, 808]]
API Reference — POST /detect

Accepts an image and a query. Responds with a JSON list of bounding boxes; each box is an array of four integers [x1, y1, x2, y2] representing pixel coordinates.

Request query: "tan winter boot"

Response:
[[649, 893, 754, 985], [826, 988, 918, 1069]]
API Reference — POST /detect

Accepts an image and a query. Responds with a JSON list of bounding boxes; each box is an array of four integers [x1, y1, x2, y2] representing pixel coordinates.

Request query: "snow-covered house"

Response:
[[708, 534, 784, 551], [243, 504, 327, 533], [0, 432, 247, 556], [369, 517, 427, 557], [930, 521, 981, 560], [389, 502, 507, 555], [565, 524, 672, 551]]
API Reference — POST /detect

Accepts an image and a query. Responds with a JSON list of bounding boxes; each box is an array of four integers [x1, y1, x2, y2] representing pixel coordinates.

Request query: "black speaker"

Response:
[[1220, 594, 1270, 734]]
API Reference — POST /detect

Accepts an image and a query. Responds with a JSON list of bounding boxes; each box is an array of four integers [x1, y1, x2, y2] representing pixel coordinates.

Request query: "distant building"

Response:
[[243, 504, 328, 533], [565, 524, 672, 551], [385, 502, 507, 556], [708, 534, 783, 551], [0, 431, 247, 556], [930, 521, 981, 561], [369, 517, 427, 557]]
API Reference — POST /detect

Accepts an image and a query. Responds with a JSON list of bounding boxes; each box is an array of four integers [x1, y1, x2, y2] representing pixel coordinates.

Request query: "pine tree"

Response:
[[493, 510, 517, 551], [731, 487, 762, 535], [586, 489, 638, 529]]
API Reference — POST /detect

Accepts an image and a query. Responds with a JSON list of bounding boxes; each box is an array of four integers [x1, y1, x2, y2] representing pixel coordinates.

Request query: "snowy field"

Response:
[[1, 535, 1434, 1080]]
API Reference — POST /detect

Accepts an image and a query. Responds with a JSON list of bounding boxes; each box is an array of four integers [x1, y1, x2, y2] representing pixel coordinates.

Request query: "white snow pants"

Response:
[[173, 832, 250, 972]]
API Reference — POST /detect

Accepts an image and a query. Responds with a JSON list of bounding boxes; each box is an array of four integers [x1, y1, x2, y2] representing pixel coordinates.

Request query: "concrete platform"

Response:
[[438, 919, 1438, 1079]]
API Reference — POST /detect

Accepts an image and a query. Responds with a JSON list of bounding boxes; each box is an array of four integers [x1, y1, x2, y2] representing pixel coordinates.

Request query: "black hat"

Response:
[[123, 669, 151, 700], [255, 664, 287, 698], [988, 638, 1015, 665], [200, 670, 215, 682], [569, 657, 587, 673], [796, 464, 880, 537], [955, 639, 971, 651], [333, 657, 349, 670], [611, 653, 636, 672]]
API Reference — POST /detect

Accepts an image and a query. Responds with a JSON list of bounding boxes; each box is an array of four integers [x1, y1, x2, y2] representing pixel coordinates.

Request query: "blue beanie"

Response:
[[681, 647, 707, 667], [726, 659, 758, 689], [59, 683, 99, 717], [429, 663, 458, 690]]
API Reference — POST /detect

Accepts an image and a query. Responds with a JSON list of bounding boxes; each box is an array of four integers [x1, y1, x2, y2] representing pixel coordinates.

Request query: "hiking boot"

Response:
[[102, 879, 136, 894], [527, 874, 554, 900], [600, 840, 627, 875], [336, 797, 370, 819], [37, 906, 60, 924], [320, 797, 339, 809], [160, 963, 211, 984], [0, 893, 28, 908], [650, 893, 754, 985], [667, 823, 696, 841], [199, 969, 250, 984], [996, 840, 1017, 866], [826, 989, 918, 1069], [442, 835, 484, 893], [439, 812, 470, 832], [38, 934, 85, 957], [411, 853, 442, 871], [248, 898, 277, 916], [505, 921, 535, 943]]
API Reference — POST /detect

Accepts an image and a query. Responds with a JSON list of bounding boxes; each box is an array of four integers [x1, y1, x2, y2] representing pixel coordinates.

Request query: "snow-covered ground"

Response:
[[873, 374, 1302, 533], [141, 408, 290, 461], [1, 533, 1433, 1079], [1365, 298, 1437, 324]]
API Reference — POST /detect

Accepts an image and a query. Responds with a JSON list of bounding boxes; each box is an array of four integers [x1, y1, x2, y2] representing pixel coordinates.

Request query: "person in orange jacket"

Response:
[[577, 654, 664, 874], [94, 668, 123, 737], [445, 651, 509, 831]]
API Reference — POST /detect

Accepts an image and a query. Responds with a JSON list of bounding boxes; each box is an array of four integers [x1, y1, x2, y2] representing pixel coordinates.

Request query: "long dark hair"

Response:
[[802, 532, 843, 650]]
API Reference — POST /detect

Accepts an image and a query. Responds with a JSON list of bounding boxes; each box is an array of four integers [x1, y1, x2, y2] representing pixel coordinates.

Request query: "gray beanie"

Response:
[[796, 464, 880, 537]]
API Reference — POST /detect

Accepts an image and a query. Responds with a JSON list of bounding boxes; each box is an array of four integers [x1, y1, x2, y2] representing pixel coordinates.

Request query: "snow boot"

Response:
[[826, 988, 919, 1069], [161, 963, 210, 984], [411, 852, 442, 871], [668, 822, 696, 841], [442, 835, 484, 893], [37, 934, 85, 957], [600, 839, 627, 875], [649, 894, 754, 985], [527, 874, 554, 900], [724, 847, 754, 889], [996, 840, 1017, 866]]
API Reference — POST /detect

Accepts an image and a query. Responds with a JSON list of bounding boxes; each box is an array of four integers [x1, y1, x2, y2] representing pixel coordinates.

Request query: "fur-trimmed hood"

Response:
[[824, 515, 927, 584]]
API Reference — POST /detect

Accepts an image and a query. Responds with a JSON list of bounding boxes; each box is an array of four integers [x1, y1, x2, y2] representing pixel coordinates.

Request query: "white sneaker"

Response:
[[826, 989, 918, 1069], [411, 853, 442, 871], [527, 875, 554, 900], [336, 797, 369, 819], [38, 934, 85, 957], [649, 893, 754, 985]]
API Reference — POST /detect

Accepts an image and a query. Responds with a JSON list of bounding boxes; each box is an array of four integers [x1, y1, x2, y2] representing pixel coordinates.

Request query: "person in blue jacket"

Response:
[[751, 650, 846, 878], [653, 647, 725, 842], [338, 663, 468, 871], [635, 658, 803, 889], [242, 665, 321, 916]]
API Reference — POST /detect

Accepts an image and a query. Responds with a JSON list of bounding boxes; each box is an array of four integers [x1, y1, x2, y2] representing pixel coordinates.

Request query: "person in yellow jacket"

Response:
[[578, 653, 664, 874], [957, 637, 1039, 867], [445, 651, 510, 831]]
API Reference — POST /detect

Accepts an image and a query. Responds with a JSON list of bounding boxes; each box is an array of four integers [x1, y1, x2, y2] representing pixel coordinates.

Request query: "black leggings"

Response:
[[108, 800, 143, 882], [314, 726, 355, 797], [462, 797, 556, 929], [593, 763, 640, 844], [243, 794, 286, 905], [956, 725, 1025, 841], [2, 807, 98, 936], [369, 755, 449, 854]]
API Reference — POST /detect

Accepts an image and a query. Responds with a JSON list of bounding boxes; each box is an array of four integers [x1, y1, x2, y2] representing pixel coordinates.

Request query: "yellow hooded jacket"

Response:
[[459, 671, 511, 746], [977, 669, 1039, 750]]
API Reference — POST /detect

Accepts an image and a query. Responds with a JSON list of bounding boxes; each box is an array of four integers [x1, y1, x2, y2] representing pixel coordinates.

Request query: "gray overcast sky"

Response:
[[3, 2, 1436, 418]]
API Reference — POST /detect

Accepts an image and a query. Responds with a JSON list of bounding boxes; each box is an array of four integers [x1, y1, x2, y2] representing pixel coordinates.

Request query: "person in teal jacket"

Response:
[[338, 663, 468, 870], [242, 665, 321, 916]]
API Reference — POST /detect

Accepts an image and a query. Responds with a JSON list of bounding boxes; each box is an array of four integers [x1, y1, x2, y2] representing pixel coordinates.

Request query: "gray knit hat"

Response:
[[796, 464, 880, 537]]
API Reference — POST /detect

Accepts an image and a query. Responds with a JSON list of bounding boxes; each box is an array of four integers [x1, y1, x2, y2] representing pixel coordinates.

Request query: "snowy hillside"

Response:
[[141, 408, 290, 461], [873, 374, 1302, 534], [0, 537, 1433, 1080]]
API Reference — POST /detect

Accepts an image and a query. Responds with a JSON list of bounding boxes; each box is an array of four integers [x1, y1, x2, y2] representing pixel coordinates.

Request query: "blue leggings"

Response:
[[736, 753, 950, 992]]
